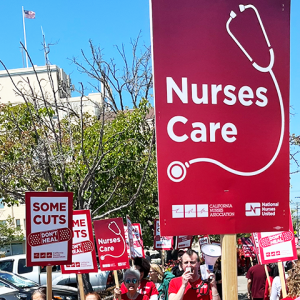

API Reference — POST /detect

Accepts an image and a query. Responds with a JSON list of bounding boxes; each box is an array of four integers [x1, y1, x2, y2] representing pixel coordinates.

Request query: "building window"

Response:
[[0, 199, 4, 209], [16, 219, 21, 229], [0, 220, 6, 225]]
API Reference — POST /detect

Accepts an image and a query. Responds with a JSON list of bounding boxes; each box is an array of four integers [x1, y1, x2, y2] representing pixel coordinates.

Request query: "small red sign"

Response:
[[61, 210, 98, 274], [25, 191, 73, 266], [154, 219, 173, 250], [254, 213, 297, 264], [94, 218, 130, 271]]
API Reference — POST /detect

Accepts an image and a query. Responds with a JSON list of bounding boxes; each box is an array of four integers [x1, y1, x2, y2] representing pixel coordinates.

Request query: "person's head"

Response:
[[286, 264, 300, 298], [177, 250, 185, 262], [269, 263, 279, 278], [124, 268, 141, 294], [32, 287, 53, 300], [85, 292, 101, 300], [146, 251, 150, 256], [181, 249, 200, 279], [134, 257, 150, 279], [149, 264, 164, 283]]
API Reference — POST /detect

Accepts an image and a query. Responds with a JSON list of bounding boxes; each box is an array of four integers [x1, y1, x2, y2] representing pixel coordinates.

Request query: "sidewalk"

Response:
[[238, 275, 248, 300]]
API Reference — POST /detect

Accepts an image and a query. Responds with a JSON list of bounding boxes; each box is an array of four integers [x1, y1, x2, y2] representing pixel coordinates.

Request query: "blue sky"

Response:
[[0, 1, 299, 202]]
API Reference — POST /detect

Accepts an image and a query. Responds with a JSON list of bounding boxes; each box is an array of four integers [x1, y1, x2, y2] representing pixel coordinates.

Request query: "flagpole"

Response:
[[22, 6, 29, 68]]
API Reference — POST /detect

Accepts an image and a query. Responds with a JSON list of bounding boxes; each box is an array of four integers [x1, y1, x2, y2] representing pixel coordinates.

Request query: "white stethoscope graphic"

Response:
[[100, 221, 126, 260], [167, 4, 284, 182]]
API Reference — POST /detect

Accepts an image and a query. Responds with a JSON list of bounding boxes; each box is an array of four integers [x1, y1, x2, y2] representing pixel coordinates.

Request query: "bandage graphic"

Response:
[[28, 228, 72, 247], [167, 4, 284, 182], [72, 241, 94, 255]]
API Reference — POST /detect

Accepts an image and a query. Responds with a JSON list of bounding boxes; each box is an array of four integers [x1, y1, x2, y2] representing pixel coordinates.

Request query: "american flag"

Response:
[[24, 10, 36, 19]]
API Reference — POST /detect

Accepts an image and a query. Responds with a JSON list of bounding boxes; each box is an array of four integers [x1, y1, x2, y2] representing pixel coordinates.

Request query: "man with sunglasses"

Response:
[[168, 249, 220, 300]]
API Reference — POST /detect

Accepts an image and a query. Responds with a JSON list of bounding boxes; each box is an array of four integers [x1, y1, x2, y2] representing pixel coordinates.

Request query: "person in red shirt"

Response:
[[120, 257, 159, 300], [246, 261, 267, 300], [168, 249, 220, 300], [114, 268, 149, 300]]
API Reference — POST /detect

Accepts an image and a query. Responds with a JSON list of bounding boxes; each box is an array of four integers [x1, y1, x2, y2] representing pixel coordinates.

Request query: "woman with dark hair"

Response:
[[114, 268, 149, 300], [264, 264, 278, 300], [121, 257, 159, 300]]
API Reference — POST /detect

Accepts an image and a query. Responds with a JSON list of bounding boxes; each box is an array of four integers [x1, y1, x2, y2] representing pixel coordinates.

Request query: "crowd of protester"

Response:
[[30, 248, 300, 300]]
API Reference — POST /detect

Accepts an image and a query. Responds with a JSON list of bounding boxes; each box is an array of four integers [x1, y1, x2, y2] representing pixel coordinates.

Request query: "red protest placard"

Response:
[[153, 219, 173, 250], [126, 216, 135, 259], [151, 0, 290, 235], [125, 223, 145, 258], [240, 237, 256, 258], [94, 218, 130, 271], [175, 236, 193, 250], [199, 235, 210, 248], [61, 210, 98, 274], [25, 191, 73, 266], [254, 214, 297, 264]]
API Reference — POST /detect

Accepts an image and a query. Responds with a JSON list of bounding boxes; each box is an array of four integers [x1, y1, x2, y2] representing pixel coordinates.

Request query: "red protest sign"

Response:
[[25, 191, 73, 266], [254, 214, 297, 264], [240, 237, 256, 258], [153, 219, 173, 250], [126, 216, 135, 259], [125, 223, 145, 258], [61, 210, 98, 274], [199, 235, 210, 248], [151, 0, 290, 235], [175, 236, 193, 250], [94, 218, 130, 271]]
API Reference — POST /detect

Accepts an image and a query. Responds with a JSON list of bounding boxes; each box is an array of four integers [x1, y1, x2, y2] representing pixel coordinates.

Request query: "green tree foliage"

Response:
[[0, 216, 24, 248], [0, 39, 158, 247]]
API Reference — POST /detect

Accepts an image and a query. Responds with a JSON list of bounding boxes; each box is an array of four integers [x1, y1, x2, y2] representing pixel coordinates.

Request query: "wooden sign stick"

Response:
[[47, 187, 53, 300], [77, 274, 86, 300], [278, 261, 287, 298], [114, 270, 121, 300], [264, 264, 271, 286], [221, 234, 238, 300]]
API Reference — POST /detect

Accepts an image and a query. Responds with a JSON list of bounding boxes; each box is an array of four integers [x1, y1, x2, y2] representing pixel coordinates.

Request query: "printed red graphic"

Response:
[[259, 231, 293, 248], [28, 228, 72, 246], [72, 241, 94, 255]]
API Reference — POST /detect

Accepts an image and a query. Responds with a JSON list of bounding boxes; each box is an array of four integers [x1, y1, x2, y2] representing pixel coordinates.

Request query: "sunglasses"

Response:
[[125, 278, 138, 284]]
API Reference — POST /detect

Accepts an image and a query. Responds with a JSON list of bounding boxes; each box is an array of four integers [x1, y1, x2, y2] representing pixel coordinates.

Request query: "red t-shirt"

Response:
[[120, 279, 158, 297], [264, 277, 273, 300], [246, 264, 267, 299], [118, 294, 149, 300], [168, 276, 211, 300]]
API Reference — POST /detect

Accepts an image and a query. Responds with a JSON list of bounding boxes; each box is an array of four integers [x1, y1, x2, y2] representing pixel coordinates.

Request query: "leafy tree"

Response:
[[0, 216, 24, 249], [0, 39, 157, 294]]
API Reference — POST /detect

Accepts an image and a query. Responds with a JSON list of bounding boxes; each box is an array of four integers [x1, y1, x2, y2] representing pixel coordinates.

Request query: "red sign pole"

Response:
[[46, 187, 53, 300]]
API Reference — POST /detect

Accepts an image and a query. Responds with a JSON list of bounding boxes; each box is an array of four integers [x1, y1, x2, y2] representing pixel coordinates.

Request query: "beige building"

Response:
[[0, 200, 26, 256], [0, 65, 104, 256]]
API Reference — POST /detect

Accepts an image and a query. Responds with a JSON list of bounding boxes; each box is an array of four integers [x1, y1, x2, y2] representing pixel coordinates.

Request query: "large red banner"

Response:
[[94, 218, 130, 271], [151, 0, 290, 235]]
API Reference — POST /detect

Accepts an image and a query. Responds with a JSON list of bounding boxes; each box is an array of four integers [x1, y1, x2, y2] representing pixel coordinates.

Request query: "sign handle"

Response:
[[77, 274, 85, 300], [221, 234, 238, 300], [46, 187, 53, 300], [250, 256, 253, 266], [278, 262, 287, 298], [46, 266, 52, 300], [264, 264, 271, 286], [113, 270, 121, 300]]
